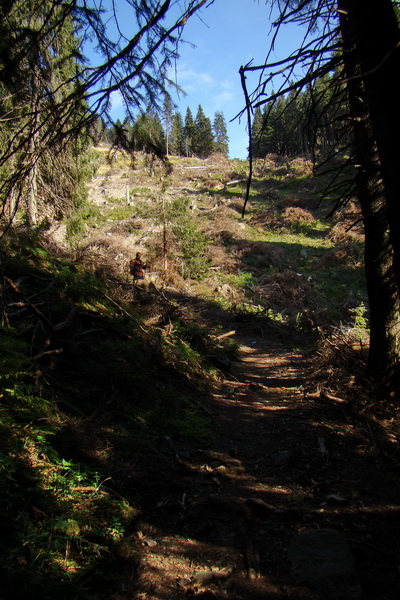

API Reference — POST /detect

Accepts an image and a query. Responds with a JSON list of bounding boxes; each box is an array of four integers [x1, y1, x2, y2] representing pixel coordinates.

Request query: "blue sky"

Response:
[[167, 0, 275, 159], [107, 0, 306, 159]]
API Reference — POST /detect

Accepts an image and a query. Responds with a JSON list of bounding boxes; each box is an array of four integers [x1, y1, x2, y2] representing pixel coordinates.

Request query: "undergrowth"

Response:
[[0, 232, 221, 599], [0, 151, 370, 598]]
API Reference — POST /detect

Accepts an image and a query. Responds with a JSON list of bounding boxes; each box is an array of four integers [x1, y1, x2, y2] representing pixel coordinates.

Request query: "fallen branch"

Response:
[[31, 348, 63, 361], [93, 286, 148, 333], [224, 178, 246, 188], [53, 308, 78, 332], [215, 330, 236, 340], [320, 390, 349, 404], [182, 165, 208, 169], [5, 277, 52, 331]]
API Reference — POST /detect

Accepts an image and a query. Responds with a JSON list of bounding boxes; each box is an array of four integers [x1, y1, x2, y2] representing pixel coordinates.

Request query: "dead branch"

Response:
[[5, 277, 53, 331], [31, 348, 63, 361], [215, 330, 236, 340], [93, 286, 148, 333], [53, 308, 78, 332]]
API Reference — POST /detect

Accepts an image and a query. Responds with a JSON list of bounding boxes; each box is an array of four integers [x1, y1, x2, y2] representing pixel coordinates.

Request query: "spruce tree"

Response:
[[0, 1, 212, 225], [194, 105, 214, 158], [133, 110, 166, 154], [213, 111, 229, 156], [170, 111, 185, 156], [243, 0, 400, 393], [251, 107, 264, 158], [0, 0, 89, 225], [184, 107, 196, 157]]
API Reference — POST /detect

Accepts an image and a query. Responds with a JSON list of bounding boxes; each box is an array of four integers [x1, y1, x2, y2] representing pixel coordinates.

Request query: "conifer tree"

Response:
[[184, 107, 196, 157], [170, 111, 185, 156], [241, 0, 400, 394], [251, 107, 265, 158], [194, 104, 214, 158], [109, 119, 124, 146], [0, 0, 211, 225], [132, 110, 165, 155], [0, 0, 89, 225], [213, 111, 229, 156]]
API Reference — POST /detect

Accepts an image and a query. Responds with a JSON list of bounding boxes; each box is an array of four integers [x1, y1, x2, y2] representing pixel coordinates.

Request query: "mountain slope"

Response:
[[3, 149, 397, 600]]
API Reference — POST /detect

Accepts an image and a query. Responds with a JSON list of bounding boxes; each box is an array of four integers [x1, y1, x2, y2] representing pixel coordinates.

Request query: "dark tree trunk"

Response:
[[350, 0, 400, 280], [338, 0, 400, 394]]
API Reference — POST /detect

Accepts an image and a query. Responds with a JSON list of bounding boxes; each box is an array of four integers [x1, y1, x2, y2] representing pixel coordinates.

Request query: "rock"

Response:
[[288, 529, 362, 599], [325, 493, 349, 506]]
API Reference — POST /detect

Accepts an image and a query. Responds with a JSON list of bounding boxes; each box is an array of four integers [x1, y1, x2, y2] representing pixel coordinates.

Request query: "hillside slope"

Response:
[[2, 150, 400, 599], [81, 148, 366, 331]]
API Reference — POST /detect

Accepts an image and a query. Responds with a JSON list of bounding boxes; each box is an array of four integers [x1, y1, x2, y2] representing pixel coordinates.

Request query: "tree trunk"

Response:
[[349, 0, 400, 283], [27, 66, 40, 227], [7, 155, 17, 223], [27, 156, 38, 227], [338, 0, 400, 394]]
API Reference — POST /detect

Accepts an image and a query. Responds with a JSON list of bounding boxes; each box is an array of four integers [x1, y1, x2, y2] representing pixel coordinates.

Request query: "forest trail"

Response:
[[79, 152, 399, 599], [129, 331, 398, 600]]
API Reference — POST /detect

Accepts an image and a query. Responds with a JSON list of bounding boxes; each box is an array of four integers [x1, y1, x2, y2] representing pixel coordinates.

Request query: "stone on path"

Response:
[[288, 529, 362, 599]]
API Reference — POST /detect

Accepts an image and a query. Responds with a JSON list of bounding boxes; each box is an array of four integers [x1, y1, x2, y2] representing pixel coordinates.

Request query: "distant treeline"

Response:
[[95, 102, 229, 159], [250, 75, 351, 158]]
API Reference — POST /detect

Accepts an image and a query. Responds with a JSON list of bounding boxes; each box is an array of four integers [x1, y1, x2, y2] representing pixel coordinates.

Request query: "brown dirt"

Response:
[[127, 331, 400, 600]]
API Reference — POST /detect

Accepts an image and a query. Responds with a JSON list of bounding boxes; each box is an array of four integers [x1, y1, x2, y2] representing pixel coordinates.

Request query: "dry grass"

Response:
[[254, 270, 315, 318], [76, 232, 137, 279], [238, 241, 286, 270], [309, 324, 370, 395], [282, 206, 315, 224], [206, 244, 238, 273], [250, 203, 316, 231]]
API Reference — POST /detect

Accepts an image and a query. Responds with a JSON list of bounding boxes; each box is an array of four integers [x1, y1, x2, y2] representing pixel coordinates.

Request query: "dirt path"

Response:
[[129, 333, 400, 600], [79, 151, 400, 600]]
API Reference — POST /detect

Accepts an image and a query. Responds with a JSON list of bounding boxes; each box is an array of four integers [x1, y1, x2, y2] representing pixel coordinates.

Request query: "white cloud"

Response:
[[170, 64, 215, 94]]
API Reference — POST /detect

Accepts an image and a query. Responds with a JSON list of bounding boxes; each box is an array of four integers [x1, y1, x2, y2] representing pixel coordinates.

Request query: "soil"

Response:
[[126, 328, 400, 600]]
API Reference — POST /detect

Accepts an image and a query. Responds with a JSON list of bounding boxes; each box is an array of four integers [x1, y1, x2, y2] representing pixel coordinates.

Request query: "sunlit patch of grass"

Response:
[[223, 271, 256, 289], [264, 230, 333, 248]]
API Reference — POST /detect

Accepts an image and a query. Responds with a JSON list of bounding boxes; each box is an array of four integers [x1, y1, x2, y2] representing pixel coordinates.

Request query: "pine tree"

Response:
[[184, 107, 196, 157], [194, 105, 214, 158], [170, 111, 185, 156], [213, 111, 229, 156]]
